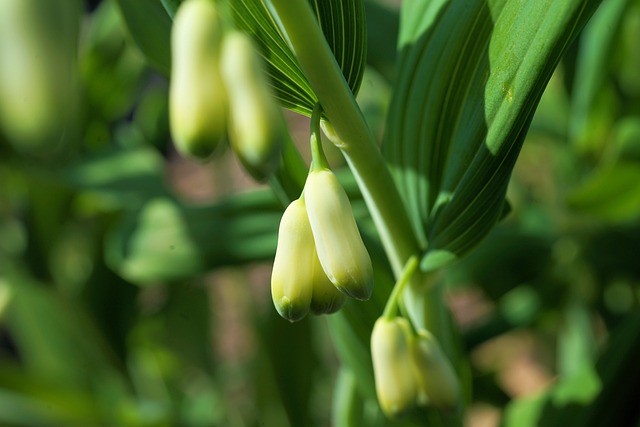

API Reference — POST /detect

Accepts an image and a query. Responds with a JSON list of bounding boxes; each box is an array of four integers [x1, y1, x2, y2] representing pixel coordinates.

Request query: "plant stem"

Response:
[[309, 104, 330, 171], [267, 0, 419, 279], [382, 255, 419, 319]]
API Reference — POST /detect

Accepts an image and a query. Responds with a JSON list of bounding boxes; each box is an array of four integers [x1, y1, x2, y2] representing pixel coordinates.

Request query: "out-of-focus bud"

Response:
[[169, 0, 227, 159], [220, 31, 285, 181], [304, 169, 373, 300], [411, 329, 460, 409], [309, 250, 346, 315], [0, 0, 81, 154], [371, 317, 418, 418], [271, 198, 314, 322]]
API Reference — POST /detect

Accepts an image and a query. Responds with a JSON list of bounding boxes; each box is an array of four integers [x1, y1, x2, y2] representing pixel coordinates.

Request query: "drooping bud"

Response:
[[271, 198, 314, 321], [411, 329, 460, 409], [371, 317, 419, 418], [0, 0, 80, 154], [309, 249, 346, 315], [304, 169, 373, 300], [169, 0, 227, 159], [220, 31, 285, 180]]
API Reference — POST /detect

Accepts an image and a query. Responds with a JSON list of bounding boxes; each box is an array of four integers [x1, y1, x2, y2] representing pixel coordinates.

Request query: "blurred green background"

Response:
[[1, 0, 640, 426]]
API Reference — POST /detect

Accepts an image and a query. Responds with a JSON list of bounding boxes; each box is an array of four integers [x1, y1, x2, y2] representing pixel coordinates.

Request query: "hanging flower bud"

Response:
[[304, 169, 373, 300], [169, 0, 227, 159], [271, 198, 314, 322], [0, 0, 80, 154], [309, 250, 346, 315], [411, 329, 460, 409], [220, 30, 285, 181], [371, 317, 419, 418]]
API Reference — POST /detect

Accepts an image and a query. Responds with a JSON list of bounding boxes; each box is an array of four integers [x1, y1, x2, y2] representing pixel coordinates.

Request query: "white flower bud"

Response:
[[271, 198, 314, 321], [304, 169, 373, 300], [169, 0, 227, 159], [371, 317, 419, 418], [220, 31, 285, 181], [411, 329, 460, 409], [309, 249, 345, 315]]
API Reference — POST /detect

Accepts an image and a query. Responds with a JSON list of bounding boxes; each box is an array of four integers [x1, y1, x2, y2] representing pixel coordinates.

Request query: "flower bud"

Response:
[[169, 0, 227, 159], [309, 250, 346, 315], [220, 31, 285, 181], [411, 329, 460, 409], [304, 169, 373, 300], [0, 0, 80, 154], [371, 317, 419, 418], [271, 198, 314, 321]]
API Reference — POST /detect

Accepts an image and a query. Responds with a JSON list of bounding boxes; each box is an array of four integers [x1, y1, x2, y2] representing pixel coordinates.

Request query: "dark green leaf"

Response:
[[567, 162, 640, 223], [503, 311, 640, 427], [229, 0, 367, 116], [114, 0, 172, 75]]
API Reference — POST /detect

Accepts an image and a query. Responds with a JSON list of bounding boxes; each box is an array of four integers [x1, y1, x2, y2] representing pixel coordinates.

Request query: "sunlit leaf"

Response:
[[382, 0, 603, 270]]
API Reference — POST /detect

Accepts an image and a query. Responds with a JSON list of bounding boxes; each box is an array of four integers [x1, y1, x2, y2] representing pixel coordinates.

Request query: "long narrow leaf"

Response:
[[383, 0, 603, 270], [231, 0, 367, 116]]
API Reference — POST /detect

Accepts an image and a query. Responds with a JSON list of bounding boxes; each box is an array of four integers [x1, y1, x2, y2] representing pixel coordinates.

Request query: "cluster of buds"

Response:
[[271, 167, 374, 322], [169, 0, 285, 180], [371, 316, 460, 417]]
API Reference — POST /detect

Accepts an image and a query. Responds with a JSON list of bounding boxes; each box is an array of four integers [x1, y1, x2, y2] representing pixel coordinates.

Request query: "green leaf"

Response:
[[61, 146, 168, 206], [105, 191, 282, 284], [382, 0, 603, 269], [229, 0, 367, 116], [114, 0, 172, 75], [567, 162, 640, 223], [259, 311, 315, 427], [568, 0, 632, 152]]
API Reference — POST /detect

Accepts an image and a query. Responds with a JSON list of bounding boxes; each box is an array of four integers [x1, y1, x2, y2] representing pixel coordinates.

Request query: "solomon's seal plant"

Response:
[[2, 0, 633, 425]]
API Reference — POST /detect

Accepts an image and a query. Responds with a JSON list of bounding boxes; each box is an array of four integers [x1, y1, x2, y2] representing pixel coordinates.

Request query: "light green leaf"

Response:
[[383, 0, 603, 269]]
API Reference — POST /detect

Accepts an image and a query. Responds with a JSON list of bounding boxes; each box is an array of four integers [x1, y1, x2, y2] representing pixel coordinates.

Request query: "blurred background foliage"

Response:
[[0, 0, 640, 426]]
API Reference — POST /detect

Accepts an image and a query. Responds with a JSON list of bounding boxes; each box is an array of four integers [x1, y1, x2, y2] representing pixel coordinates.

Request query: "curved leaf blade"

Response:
[[231, 0, 367, 116], [383, 0, 603, 269]]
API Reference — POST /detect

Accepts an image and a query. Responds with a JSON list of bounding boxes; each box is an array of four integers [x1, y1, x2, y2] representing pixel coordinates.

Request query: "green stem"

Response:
[[268, 0, 456, 363], [310, 104, 330, 171], [382, 255, 419, 319], [267, 0, 419, 279]]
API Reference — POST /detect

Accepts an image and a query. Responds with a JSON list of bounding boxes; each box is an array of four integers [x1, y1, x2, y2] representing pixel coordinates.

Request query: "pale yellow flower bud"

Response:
[[0, 0, 80, 153], [220, 31, 285, 181], [271, 198, 314, 321], [411, 329, 460, 409], [169, 0, 227, 159], [304, 169, 373, 300], [309, 250, 346, 315], [371, 317, 419, 418]]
